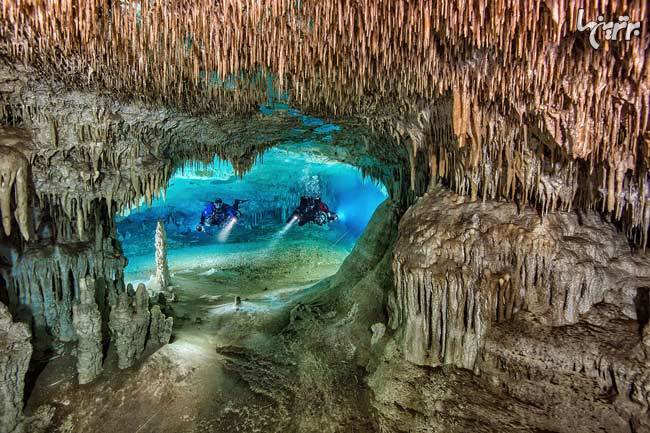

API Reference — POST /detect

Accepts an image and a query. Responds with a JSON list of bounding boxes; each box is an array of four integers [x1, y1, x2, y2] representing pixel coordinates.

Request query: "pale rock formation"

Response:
[[109, 284, 151, 369], [146, 305, 173, 350], [643, 322, 650, 360], [154, 220, 171, 291], [2, 242, 126, 348], [72, 277, 103, 384], [373, 187, 650, 432], [0, 135, 32, 241], [0, 301, 31, 433], [390, 186, 650, 370], [3, 1, 648, 249], [370, 323, 385, 346]]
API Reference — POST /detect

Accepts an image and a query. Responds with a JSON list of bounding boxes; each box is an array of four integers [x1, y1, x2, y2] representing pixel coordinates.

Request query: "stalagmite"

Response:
[[72, 277, 103, 384], [0, 302, 31, 433], [370, 323, 386, 346], [154, 220, 171, 291], [109, 284, 151, 369], [147, 305, 173, 350]]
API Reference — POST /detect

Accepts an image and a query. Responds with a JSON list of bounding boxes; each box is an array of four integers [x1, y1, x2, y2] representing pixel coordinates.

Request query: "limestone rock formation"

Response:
[[390, 186, 650, 370], [2, 1, 648, 247], [154, 220, 171, 291], [147, 305, 173, 350], [109, 284, 151, 369], [109, 283, 173, 369], [0, 1, 648, 432], [0, 302, 31, 433], [370, 323, 385, 346], [72, 277, 103, 384], [1, 241, 126, 351], [0, 137, 32, 241], [374, 186, 650, 432]]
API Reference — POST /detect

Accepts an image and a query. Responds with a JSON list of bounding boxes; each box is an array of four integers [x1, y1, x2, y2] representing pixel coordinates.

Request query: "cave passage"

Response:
[[116, 145, 386, 316]]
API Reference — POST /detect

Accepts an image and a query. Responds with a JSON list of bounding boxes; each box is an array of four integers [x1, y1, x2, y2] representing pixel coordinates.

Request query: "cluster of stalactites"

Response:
[[0, 145, 31, 241], [1, 0, 648, 241], [1, 241, 126, 346], [389, 187, 647, 370], [33, 163, 171, 243], [2, 1, 646, 125], [396, 94, 649, 248]]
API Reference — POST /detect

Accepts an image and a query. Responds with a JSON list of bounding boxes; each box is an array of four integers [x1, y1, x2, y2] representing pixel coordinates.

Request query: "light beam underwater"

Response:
[[266, 216, 298, 251], [217, 218, 238, 243], [280, 215, 298, 235]]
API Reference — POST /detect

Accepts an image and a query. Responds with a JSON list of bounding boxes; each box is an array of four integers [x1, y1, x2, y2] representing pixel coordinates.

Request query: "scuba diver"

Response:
[[288, 196, 338, 226], [196, 198, 249, 232]]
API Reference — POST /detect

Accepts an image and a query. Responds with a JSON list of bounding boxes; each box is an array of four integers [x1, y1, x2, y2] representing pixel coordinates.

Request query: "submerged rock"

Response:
[[154, 220, 171, 291], [375, 187, 650, 432], [370, 323, 386, 346], [109, 284, 151, 369], [391, 187, 650, 370], [72, 277, 103, 384], [109, 283, 173, 369], [0, 302, 32, 433], [147, 305, 173, 350]]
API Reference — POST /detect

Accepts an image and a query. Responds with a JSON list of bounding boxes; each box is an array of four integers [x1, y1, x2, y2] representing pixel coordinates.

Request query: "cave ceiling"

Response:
[[0, 1, 648, 246]]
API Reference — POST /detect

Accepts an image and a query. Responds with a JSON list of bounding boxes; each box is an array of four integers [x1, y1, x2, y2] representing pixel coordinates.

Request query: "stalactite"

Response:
[[0, 1, 647, 240], [3, 241, 126, 344], [390, 187, 650, 370], [0, 145, 32, 241]]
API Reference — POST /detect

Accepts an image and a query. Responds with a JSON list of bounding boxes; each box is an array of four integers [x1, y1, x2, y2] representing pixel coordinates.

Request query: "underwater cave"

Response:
[[0, 1, 649, 433], [115, 143, 387, 364]]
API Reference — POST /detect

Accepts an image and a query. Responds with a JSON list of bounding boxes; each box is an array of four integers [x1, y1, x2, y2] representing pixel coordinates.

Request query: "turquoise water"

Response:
[[116, 145, 387, 282]]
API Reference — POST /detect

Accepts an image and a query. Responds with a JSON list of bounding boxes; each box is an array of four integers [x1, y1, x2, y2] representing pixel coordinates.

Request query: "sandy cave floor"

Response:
[[23, 232, 370, 433]]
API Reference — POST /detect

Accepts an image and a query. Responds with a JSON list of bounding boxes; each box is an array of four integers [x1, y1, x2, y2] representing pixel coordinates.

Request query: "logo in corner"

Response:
[[576, 9, 642, 49]]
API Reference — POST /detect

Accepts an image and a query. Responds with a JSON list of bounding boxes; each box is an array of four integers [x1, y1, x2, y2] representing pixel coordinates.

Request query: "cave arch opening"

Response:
[[115, 143, 387, 326]]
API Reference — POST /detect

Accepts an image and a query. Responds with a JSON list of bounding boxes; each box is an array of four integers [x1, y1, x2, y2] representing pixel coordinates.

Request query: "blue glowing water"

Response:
[[116, 146, 387, 282]]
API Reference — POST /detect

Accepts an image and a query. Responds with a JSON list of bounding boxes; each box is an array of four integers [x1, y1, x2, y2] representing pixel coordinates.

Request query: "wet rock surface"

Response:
[[147, 305, 173, 350], [0, 301, 32, 433], [372, 187, 650, 432], [154, 220, 171, 292], [0, 2, 647, 431], [391, 186, 650, 369], [72, 277, 103, 384], [109, 284, 152, 370]]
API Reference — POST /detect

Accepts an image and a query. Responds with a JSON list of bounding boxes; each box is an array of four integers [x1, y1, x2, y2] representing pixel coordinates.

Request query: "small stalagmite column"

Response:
[[154, 220, 171, 291], [72, 277, 103, 384], [0, 302, 32, 433], [109, 283, 151, 370]]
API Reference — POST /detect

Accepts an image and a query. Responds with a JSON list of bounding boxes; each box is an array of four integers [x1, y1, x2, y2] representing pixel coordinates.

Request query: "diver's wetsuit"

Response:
[[200, 202, 218, 226], [290, 196, 336, 226], [197, 199, 248, 231]]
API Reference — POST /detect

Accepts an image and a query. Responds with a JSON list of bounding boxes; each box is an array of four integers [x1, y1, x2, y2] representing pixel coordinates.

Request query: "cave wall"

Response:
[[0, 60, 403, 427], [371, 186, 650, 432]]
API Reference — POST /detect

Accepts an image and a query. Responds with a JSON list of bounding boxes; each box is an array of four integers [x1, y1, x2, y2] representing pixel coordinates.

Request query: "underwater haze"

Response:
[[116, 146, 387, 284]]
